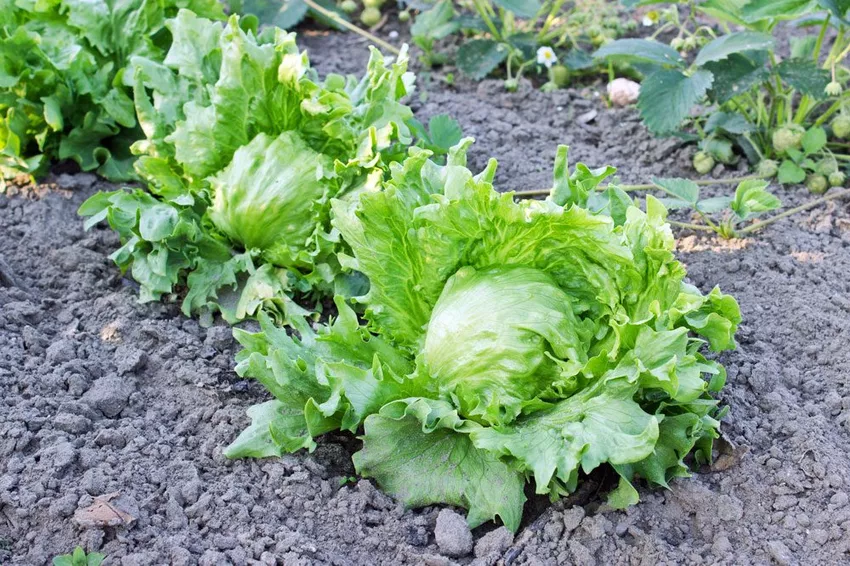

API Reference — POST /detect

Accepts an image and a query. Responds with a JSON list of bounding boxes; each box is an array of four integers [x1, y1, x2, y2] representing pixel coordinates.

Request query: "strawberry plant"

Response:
[[512, 152, 849, 239], [405, 0, 633, 89], [598, 1, 850, 184]]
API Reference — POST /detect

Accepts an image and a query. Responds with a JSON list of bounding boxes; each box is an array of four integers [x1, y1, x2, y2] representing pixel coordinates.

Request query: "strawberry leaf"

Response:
[[638, 70, 714, 135]]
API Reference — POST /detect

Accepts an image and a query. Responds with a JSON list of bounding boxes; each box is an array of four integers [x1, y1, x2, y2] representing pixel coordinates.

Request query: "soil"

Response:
[[3, 24, 850, 566]]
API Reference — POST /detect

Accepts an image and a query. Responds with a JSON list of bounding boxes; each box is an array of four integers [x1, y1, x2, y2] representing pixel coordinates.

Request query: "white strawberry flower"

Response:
[[536, 46, 557, 68]]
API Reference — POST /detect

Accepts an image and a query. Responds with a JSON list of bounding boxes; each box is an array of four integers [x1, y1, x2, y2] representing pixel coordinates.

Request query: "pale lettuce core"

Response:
[[423, 265, 587, 424], [207, 131, 330, 268]]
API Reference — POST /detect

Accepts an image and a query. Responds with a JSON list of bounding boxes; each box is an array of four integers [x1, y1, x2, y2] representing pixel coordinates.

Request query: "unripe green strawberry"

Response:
[[360, 6, 381, 26], [816, 159, 837, 176], [604, 17, 620, 29], [757, 159, 778, 178], [806, 174, 828, 194], [398, 9, 410, 22], [826, 81, 843, 96], [829, 171, 846, 187], [693, 151, 715, 174], [591, 34, 609, 47], [504, 78, 518, 92], [551, 65, 570, 87], [832, 115, 850, 139], [772, 125, 805, 154], [670, 37, 684, 50], [340, 0, 357, 13], [683, 36, 697, 51]]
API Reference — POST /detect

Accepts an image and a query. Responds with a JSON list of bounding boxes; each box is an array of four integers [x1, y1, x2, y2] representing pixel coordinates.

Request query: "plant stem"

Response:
[[825, 27, 847, 69], [793, 95, 815, 125], [668, 220, 715, 232], [302, 0, 400, 54], [639, 175, 762, 190], [511, 175, 763, 198], [832, 37, 850, 69], [814, 97, 845, 126], [473, 0, 503, 41], [537, 0, 566, 41], [814, 16, 830, 65], [737, 189, 850, 234]]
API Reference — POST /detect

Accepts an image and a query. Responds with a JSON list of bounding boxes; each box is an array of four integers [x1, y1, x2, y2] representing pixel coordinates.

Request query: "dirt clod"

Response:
[[474, 526, 513, 558], [82, 375, 135, 417], [435, 509, 473, 557]]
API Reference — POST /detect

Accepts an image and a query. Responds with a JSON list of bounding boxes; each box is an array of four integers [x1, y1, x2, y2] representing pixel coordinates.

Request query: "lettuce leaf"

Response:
[[353, 398, 527, 531]]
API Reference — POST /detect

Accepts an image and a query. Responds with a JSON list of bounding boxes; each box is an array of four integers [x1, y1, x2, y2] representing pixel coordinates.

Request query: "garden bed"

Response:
[[2, 28, 850, 566]]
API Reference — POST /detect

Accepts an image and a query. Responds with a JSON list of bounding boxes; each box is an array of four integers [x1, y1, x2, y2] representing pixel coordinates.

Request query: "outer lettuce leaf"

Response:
[[329, 143, 475, 347], [472, 378, 659, 495], [353, 398, 526, 531], [224, 297, 424, 457], [608, 412, 710, 508], [81, 11, 416, 322]]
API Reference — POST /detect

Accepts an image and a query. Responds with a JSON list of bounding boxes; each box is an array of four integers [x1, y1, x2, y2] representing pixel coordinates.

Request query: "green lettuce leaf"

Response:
[[224, 297, 423, 457], [353, 398, 526, 531], [473, 379, 659, 495]]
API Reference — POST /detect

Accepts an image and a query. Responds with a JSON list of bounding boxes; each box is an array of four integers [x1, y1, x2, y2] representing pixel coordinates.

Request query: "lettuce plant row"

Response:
[[0, 0, 226, 181]]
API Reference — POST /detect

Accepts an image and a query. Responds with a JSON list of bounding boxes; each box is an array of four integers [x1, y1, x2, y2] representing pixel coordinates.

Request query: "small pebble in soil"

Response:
[[434, 509, 473, 557]]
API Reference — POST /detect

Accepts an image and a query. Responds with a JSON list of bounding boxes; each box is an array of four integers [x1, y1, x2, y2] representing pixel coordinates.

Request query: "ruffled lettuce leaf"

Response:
[[224, 297, 423, 457], [353, 398, 526, 531], [472, 379, 659, 495]]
